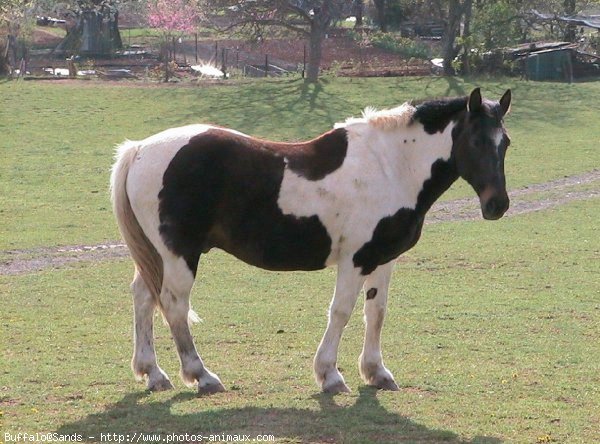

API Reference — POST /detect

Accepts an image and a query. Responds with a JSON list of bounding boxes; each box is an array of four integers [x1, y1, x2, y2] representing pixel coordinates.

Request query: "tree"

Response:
[[440, 0, 469, 75], [373, 0, 387, 31], [563, 0, 577, 40], [352, 0, 363, 28], [148, 0, 199, 81], [1, 0, 43, 76], [55, 0, 123, 55], [203, 0, 350, 82]]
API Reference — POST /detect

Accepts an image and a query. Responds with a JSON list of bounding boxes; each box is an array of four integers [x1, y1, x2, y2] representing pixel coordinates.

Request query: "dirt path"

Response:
[[1, 170, 598, 276]]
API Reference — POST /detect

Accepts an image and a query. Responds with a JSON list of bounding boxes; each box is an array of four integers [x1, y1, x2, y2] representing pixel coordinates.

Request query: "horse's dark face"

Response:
[[453, 88, 512, 220]]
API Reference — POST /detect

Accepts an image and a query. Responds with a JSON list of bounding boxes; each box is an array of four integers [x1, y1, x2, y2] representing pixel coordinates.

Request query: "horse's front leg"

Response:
[[314, 260, 366, 393], [359, 261, 399, 390]]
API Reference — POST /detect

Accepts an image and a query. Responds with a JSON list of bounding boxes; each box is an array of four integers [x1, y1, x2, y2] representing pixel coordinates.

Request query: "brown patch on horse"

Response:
[[193, 128, 348, 181], [241, 128, 349, 181], [366, 288, 378, 300]]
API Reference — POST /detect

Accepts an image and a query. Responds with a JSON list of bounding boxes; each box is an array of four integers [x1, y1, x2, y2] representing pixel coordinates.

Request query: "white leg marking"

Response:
[[314, 260, 366, 393], [131, 270, 173, 391], [359, 262, 399, 390], [160, 256, 225, 394]]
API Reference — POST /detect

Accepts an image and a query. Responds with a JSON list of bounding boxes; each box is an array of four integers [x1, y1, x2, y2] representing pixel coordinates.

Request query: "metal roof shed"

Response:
[[525, 46, 576, 81]]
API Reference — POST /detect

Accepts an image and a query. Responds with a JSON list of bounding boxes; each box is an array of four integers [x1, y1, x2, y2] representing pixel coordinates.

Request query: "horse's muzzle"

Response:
[[479, 187, 509, 220]]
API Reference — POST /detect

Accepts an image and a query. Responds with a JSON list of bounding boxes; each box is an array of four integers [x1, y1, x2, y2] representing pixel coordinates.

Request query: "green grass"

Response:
[[120, 27, 165, 47], [1, 77, 599, 251], [2, 198, 598, 443], [120, 27, 222, 47]]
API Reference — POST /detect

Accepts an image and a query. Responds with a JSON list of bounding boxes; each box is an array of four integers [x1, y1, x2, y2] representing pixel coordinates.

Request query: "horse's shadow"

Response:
[[56, 387, 502, 443]]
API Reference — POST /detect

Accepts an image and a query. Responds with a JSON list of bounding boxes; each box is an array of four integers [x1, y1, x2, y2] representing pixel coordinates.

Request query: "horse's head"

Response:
[[453, 88, 512, 220]]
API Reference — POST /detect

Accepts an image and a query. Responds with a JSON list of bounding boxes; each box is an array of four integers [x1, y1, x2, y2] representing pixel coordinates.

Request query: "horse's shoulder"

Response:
[[283, 128, 349, 181]]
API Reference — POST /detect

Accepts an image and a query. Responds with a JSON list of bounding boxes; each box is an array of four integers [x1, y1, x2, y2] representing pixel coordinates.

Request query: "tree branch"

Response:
[[284, 3, 313, 23], [220, 16, 310, 36]]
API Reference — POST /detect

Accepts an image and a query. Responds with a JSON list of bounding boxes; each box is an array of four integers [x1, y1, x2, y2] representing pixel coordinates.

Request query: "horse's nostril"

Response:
[[485, 199, 497, 215], [483, 196, 509, 220]]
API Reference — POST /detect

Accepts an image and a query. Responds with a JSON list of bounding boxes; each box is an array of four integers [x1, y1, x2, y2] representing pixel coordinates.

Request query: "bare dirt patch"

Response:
[[213, 34, 432, 76], [1, 170, 597, 276]]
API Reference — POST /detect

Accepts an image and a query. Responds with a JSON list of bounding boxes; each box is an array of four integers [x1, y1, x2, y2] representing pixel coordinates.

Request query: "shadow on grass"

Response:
[[57, 386, 502, 443], [161, 77, 355, 138], [423, 76, 467, 98]]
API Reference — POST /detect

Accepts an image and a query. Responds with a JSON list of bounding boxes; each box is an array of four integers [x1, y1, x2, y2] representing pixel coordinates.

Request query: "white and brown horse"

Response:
[[111, 88, 512, 394]]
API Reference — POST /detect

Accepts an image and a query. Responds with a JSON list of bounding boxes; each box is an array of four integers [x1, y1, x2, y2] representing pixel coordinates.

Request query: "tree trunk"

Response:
[[442, 0, 463, 76], [563, 0, 577, 41], [56, 7, 122, 55], [353, 0, 363, 28], [5, 35, 17, 75], [162, 43, 170, 82], [460, 0, 473, 75], [373, 0, 387, 32], [306, 6, 332, 82], [306, 23, 325, 82]]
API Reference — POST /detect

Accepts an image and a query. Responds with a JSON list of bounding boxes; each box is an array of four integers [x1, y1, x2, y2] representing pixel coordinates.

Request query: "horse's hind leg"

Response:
[[131, 270, 173, 391], [159, 255, 225, 395]]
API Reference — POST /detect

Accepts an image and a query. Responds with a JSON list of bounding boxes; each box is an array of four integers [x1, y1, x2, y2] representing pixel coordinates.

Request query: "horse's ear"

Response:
[[499, 89, 512, 116], [467, 88, 482, 113]]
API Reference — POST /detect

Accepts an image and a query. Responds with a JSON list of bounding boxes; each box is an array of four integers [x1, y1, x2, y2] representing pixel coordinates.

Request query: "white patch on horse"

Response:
[[278, 107, 454, 267], [494, 129, 504, 153]]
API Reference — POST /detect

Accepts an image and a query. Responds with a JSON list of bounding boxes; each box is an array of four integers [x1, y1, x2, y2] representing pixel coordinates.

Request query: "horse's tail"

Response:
[[110, 141, 164, 303]]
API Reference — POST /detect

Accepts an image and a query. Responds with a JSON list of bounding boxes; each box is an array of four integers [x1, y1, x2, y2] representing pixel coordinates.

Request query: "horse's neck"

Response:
[[413, 156, 459, 217], [380, 122, 458, 216]]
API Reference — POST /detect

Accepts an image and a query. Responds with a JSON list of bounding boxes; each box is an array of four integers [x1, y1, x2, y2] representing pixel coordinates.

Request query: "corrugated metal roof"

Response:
[[504, 41, 578, 58]]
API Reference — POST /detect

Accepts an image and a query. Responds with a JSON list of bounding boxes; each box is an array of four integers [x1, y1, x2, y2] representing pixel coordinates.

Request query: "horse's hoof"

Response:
[[147, 377, 174, 392], [323, 381, 351, 394], [372, 377, 400, 391], [198, 381, 226, 396]]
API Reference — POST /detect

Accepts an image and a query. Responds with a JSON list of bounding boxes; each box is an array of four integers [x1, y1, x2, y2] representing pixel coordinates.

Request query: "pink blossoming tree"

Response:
[[148, 0, 199, 81]]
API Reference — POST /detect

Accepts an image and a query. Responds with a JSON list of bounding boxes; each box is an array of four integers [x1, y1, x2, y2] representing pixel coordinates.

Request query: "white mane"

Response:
[[335, 103, 416, 131]]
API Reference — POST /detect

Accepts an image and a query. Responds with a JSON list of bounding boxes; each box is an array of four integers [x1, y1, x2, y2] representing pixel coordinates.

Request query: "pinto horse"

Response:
[[111, 88, 512, 394]]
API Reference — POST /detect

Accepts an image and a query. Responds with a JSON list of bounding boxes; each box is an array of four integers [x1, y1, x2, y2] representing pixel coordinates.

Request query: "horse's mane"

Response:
[[411, 96, 469, 122], [335, 103, 416, 131], [335, 96, 470, 132]]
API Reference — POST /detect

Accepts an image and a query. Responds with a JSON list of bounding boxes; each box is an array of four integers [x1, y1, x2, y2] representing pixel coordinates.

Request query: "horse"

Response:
[[110, 87, 512, 394]]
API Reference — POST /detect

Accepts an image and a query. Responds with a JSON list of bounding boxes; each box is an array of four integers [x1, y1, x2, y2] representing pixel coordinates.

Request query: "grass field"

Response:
[[1, 77, 599, 443]]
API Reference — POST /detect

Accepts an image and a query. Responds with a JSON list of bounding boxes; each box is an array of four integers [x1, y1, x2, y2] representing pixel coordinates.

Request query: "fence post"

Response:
[[303, 45, 306, 78], [195, 32, 198, 64], [221, 48, 227, 79], [215, 42, 218, 62], [265, 54, 268, 77]]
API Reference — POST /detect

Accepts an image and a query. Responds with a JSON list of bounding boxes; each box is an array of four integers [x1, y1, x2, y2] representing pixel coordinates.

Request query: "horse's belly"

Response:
[[212, 210, 333, 272]]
